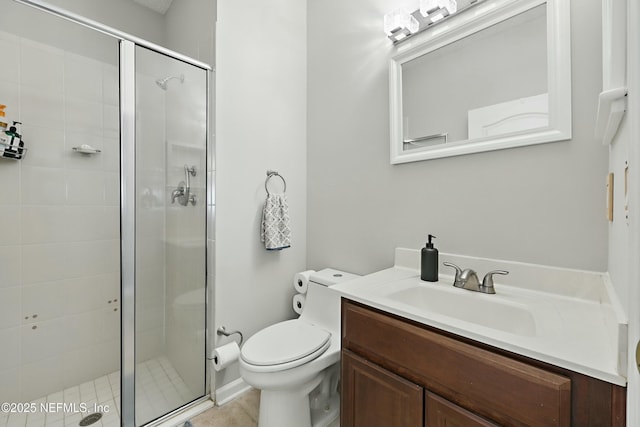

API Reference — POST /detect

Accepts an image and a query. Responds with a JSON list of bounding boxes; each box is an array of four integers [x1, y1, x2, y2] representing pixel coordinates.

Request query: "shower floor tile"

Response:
[[2, 356, 192, 427]]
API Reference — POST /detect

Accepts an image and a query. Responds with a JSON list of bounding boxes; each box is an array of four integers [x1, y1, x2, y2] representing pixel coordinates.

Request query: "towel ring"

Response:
[[265, 170, 287, 195]]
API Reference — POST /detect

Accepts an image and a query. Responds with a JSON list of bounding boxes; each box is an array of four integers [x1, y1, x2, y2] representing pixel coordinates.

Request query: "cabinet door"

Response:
[[342, 350, 423, 427], [425, 392, 501, 427]]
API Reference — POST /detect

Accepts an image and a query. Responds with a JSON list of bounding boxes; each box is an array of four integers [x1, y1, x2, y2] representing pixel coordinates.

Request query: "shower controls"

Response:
[[171, 165, 197, 206]]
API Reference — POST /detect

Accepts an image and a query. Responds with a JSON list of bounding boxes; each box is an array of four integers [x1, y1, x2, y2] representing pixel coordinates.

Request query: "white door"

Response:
[[626, 0, 640, 424], [467, 93, 549, 139]]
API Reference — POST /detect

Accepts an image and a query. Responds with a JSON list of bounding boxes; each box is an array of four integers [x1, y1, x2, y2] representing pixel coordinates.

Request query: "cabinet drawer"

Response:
[[342, 300, 571, 427]]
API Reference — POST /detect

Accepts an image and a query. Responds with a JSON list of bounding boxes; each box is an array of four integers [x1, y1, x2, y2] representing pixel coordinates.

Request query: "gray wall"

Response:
[[215, 0, 307, 388], [40, 0, 166, 47], [165, 0, 216, 66], [307, 0, 608, 274], [36, 0, 216, 67]]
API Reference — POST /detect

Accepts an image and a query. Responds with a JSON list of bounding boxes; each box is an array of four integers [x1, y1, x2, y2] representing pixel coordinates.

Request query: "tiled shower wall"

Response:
[[0, 30, 123, 402]]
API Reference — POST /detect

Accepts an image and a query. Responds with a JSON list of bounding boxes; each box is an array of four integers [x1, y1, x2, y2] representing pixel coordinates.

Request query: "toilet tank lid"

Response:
[[309, 268, 360, 287]]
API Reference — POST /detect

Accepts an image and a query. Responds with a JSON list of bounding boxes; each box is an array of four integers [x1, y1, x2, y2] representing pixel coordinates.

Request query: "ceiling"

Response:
[[132, 0, 174, 15]]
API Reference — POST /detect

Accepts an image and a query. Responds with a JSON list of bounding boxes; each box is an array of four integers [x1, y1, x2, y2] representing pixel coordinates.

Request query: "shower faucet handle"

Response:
[[171, 184, 185, 204]]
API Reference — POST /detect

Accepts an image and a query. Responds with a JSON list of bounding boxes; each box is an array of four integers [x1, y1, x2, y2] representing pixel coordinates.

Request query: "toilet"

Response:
[[239, 268, 360, 427]]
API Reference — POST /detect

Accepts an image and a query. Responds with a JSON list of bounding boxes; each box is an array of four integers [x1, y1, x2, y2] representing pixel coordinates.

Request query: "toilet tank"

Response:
[[299, 268, 360, 334]]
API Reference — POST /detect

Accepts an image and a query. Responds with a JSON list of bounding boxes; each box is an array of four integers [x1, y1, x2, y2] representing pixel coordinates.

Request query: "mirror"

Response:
[[389, 0, 571, 164]]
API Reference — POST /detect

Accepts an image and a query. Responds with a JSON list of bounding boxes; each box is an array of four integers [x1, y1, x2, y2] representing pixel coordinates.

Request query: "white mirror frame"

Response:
[[389, 0, 571, 164]]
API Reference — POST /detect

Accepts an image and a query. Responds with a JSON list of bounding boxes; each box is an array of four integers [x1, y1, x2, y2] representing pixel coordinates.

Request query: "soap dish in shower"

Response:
[[72, 144, 101, 154]]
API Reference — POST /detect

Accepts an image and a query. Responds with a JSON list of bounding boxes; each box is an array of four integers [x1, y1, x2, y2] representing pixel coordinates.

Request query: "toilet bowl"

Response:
[[239, 269, 360, 427]]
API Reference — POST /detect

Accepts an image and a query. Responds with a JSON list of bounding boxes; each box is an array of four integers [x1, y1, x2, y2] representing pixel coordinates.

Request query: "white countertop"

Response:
[[331, 248, 628, 386]]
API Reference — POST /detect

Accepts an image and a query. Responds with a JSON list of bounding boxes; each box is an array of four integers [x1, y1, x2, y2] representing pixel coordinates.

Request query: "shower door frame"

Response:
[[13, 1, 213, 426], [120, 40, 136, 426]]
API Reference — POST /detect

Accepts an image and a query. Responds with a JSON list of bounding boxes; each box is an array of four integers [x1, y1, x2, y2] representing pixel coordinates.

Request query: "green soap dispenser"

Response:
[[421, 234, 438, 282]]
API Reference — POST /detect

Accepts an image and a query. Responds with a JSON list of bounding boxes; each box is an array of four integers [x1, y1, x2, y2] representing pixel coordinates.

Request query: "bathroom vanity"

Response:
[[341, 300, 625, 427], [332, 249, 628, 427]]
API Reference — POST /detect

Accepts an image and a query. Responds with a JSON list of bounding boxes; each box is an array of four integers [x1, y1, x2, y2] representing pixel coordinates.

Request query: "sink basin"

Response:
[[329, 255, 628, 386], [386, 286, 537, 336]]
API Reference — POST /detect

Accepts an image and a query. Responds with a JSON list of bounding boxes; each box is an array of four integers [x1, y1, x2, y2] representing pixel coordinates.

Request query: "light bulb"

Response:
[[420, 0, 457, 22], [384, 8, 419, 41]]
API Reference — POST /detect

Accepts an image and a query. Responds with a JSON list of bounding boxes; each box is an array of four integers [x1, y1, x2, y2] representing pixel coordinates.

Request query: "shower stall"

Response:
[[0, 1, 210, 426]]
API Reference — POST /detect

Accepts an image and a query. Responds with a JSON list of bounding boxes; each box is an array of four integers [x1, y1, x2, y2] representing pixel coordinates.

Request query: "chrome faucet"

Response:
[[443, 262, 508, 294]]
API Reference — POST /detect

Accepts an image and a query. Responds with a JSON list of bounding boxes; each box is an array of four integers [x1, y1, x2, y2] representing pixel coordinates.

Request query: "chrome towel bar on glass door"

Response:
[[265, 170, 287, 195]]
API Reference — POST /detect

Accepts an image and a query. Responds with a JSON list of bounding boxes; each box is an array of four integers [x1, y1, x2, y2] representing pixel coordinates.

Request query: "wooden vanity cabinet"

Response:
[[342, 350, 423, 427], [341, 299, 626, 427]]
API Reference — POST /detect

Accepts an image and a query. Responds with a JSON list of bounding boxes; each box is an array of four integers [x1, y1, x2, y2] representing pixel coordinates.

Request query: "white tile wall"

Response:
[[0, 327, 20, 369], [0, 33, 21, 84], [21, 280, 66, 322], [20, 125, 65, 168], [0, 29, 123, 402], [0, 206, 21, 245], [20, 86, 65, 130], [0, 246, 21, 288], [65, 98, 103, 135], [0, 81, 20, 119], [19, 40, 64, 94], [0, 162, 21, 205], [0, 368, 20, 403], [0, 287, 21, 327], [64, 53, 103, 103]]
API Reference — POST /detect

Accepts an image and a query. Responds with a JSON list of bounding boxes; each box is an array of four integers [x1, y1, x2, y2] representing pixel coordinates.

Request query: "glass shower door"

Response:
[[134, 46, 208, 425]]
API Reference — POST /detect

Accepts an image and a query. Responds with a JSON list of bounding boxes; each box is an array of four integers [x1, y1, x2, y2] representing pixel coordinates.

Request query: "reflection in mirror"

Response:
[[389, 0, 571, 164], [402, 5, 546, 148]]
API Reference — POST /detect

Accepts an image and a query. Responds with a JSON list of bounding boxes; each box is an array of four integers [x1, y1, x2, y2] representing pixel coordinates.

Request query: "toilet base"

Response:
[[311, 394, 340, 427], [258, 387, 312, 427], [258, 390, 340, 427]]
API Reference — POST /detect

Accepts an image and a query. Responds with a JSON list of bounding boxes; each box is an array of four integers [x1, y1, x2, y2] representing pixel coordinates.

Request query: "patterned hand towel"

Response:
[[261, 194, 291, 250]]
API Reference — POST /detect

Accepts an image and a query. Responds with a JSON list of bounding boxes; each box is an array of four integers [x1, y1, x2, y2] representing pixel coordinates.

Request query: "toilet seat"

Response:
[[241, 320, 331, 372]]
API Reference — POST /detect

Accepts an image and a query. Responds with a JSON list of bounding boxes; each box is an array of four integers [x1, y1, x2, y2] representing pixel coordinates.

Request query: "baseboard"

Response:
[[215, 378, 252, 406]]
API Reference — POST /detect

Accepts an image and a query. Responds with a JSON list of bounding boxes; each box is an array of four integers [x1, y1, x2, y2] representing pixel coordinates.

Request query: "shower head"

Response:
[[155, 74, 184, 90]]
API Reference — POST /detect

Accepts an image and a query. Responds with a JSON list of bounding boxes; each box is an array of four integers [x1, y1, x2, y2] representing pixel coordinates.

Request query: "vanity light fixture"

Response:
[[385, 0, 482, 44], [384, 8, 420, 42], [420, 0, 457, 23]]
